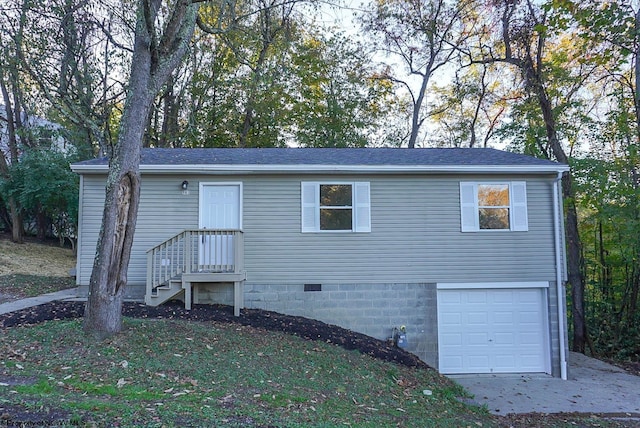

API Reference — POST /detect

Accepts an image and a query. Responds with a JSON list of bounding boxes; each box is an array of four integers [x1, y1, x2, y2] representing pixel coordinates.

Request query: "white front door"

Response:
[[199, 184, 242, 267], [437, 286, 549, 374]]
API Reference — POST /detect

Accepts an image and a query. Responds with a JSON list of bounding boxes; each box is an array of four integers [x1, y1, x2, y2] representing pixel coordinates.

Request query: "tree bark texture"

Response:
[[490, 0, 588, 353], [0, 74, 24, 243], [525, 57, 587, 352], [83, 0, 198, 338]]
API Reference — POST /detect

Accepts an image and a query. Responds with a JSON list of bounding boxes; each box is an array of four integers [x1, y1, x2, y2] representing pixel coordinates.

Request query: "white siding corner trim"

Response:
[[301, 181, 370, 233]]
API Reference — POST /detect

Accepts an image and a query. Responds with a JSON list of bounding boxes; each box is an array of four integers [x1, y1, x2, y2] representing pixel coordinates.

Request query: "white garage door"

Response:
[[437, 284, 550, 374]]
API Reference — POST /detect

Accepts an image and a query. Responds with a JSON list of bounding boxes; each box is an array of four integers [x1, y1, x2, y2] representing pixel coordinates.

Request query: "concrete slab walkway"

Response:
[[0, 288, 79, 315], [452, 352, 640, 416]]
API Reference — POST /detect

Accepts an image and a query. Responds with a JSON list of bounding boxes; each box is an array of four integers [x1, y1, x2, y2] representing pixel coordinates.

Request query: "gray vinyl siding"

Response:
[[76, 175, 201, 287], [76, 175, 104, 284], [76, 170, 565, 375], [243, 174, 557, 284], [77, 172, 558, 288]]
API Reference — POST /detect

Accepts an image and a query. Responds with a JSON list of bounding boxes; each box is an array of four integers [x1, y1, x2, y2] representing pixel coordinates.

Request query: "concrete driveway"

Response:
[[451, 352, 640, 416]]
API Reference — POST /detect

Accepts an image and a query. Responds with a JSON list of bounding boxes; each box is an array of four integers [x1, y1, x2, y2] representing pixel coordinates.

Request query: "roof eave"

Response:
[[71, 164, 570, 174]]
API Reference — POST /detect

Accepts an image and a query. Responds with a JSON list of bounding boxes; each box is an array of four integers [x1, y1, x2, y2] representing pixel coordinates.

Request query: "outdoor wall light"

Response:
[[181, 180, 189, 190]]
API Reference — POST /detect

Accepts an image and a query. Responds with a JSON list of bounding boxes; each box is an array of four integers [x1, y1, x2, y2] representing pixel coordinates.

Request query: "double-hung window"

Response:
[[301, 182, 371, 232], [460, 182, 528, 232]]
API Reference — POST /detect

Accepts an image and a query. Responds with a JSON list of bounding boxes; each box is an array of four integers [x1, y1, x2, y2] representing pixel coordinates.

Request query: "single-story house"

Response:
[[71, 147, 570, 378]]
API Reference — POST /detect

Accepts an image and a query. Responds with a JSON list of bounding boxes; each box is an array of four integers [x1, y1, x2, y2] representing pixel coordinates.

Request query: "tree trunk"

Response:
[[8, 199, 23, 244], [238, 17, 274, 148], [36, 206, 48, 241], [83, 5, 153, 338], [407, 70, 431, 149], [563, 177, 586, 352], [530, 65, 586, 352], [0, 77, 24, 244], [630, 8, 640, 327], [84, 170, 140, 338], [0, 154, 22, 243], [83, 0, 198, 339], [160, 74, 179, 147]]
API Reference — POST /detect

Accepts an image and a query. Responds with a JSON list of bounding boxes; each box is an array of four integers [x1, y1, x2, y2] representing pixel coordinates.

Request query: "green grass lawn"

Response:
[[0, 318, 494, 427], [0, 274, 75, 299]]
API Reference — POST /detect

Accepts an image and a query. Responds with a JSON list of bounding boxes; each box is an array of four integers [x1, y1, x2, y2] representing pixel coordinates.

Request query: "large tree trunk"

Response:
[[8, 200, 23, 243], [83, 67, 149, 337], [491, 0, 588, 352], [407, 71, 430, 149], [0, 76, 24, 244], [83, 0, 198, 338], [530, 66, 586, 352]]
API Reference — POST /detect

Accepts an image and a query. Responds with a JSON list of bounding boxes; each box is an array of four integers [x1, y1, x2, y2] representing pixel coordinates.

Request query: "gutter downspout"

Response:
[[553, 171, 568, 380]]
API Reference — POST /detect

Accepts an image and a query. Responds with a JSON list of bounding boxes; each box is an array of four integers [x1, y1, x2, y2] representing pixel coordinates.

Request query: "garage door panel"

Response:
[[520, 332, 543, 345], [492, 291, 515, 304], [440, 292, 462, 304], [518, 289, 541, 300], [493, 354, 517, 369], [440, 333, 462, 346], [438, 286, 549, 374], [468, 332, 490, 345], [467, 292, 488, 304], [467, 312, 488, 324], [519, 354, 546, 369], [440, 356, 464, 372], [520, 311, 541, 323], [439, 312, 462, 326], [494, 332, 514, 345], [466, 354, 490, 369], [494, 311, 514, 324]]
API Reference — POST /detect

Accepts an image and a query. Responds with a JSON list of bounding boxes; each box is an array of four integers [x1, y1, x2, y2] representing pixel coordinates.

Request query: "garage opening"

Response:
[[437, 282, 551, 375]]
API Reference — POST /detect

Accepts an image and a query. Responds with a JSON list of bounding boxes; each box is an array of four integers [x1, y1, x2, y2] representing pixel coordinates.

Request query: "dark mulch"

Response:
[[604, 359, 640, 377], [497, 412, 640, 428], [0, 403, 79, 428], [0, 300, 429, 369]]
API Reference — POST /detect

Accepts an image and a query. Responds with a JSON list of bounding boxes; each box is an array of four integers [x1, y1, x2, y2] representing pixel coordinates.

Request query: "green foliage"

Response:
[[572, 143, 640, 360], [161, 19, 397, 148], [290, 32, 396, 148], [0, 148, 79, 241]]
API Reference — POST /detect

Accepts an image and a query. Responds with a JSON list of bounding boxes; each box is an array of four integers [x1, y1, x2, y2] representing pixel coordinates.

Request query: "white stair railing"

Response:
[[146, 230, 244, 300]]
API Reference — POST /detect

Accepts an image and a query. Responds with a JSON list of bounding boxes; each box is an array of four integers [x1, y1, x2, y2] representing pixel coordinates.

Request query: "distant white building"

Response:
[[0, 104, 70, 161]]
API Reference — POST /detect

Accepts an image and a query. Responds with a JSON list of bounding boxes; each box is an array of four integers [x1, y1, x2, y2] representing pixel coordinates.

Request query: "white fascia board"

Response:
[[70, 164, 103, 173], [437, 281, 550, 290], [71, 163, 570, 175]]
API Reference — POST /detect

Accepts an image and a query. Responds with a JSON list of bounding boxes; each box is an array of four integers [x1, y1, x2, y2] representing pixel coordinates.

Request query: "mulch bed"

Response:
[[0, 300, 430, 369]]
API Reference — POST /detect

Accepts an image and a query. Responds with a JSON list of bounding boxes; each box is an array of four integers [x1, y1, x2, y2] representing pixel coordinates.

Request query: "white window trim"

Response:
[[460, 181, 528, 232], [301, 181, 371, 233]]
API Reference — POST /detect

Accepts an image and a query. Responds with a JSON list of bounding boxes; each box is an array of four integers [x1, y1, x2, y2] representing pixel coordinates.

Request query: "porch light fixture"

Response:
[[181, 180, 189, 190]]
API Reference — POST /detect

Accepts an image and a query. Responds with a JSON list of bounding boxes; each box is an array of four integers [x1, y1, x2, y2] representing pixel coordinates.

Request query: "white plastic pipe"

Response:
[[553, 172, 568, 380]]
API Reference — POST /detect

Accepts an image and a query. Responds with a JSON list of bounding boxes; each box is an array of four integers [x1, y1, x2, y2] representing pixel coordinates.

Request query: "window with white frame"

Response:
[[301, 182, 371, 232], [460, 182, 528, 232]]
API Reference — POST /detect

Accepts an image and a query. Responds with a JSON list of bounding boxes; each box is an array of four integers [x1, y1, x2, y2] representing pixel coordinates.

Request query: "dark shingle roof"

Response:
[[75, 147, 563, 169]]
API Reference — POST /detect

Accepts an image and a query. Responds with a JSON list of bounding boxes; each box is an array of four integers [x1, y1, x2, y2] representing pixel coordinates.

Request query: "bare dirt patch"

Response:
[[0, 236, 75, 277]]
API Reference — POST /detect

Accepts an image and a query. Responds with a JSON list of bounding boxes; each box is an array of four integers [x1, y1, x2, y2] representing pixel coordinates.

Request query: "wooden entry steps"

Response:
[[146, 229, 245, 316]]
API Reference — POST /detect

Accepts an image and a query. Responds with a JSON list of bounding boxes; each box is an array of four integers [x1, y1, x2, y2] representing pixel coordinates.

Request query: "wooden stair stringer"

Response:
[[145, 277, 183, 306]]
